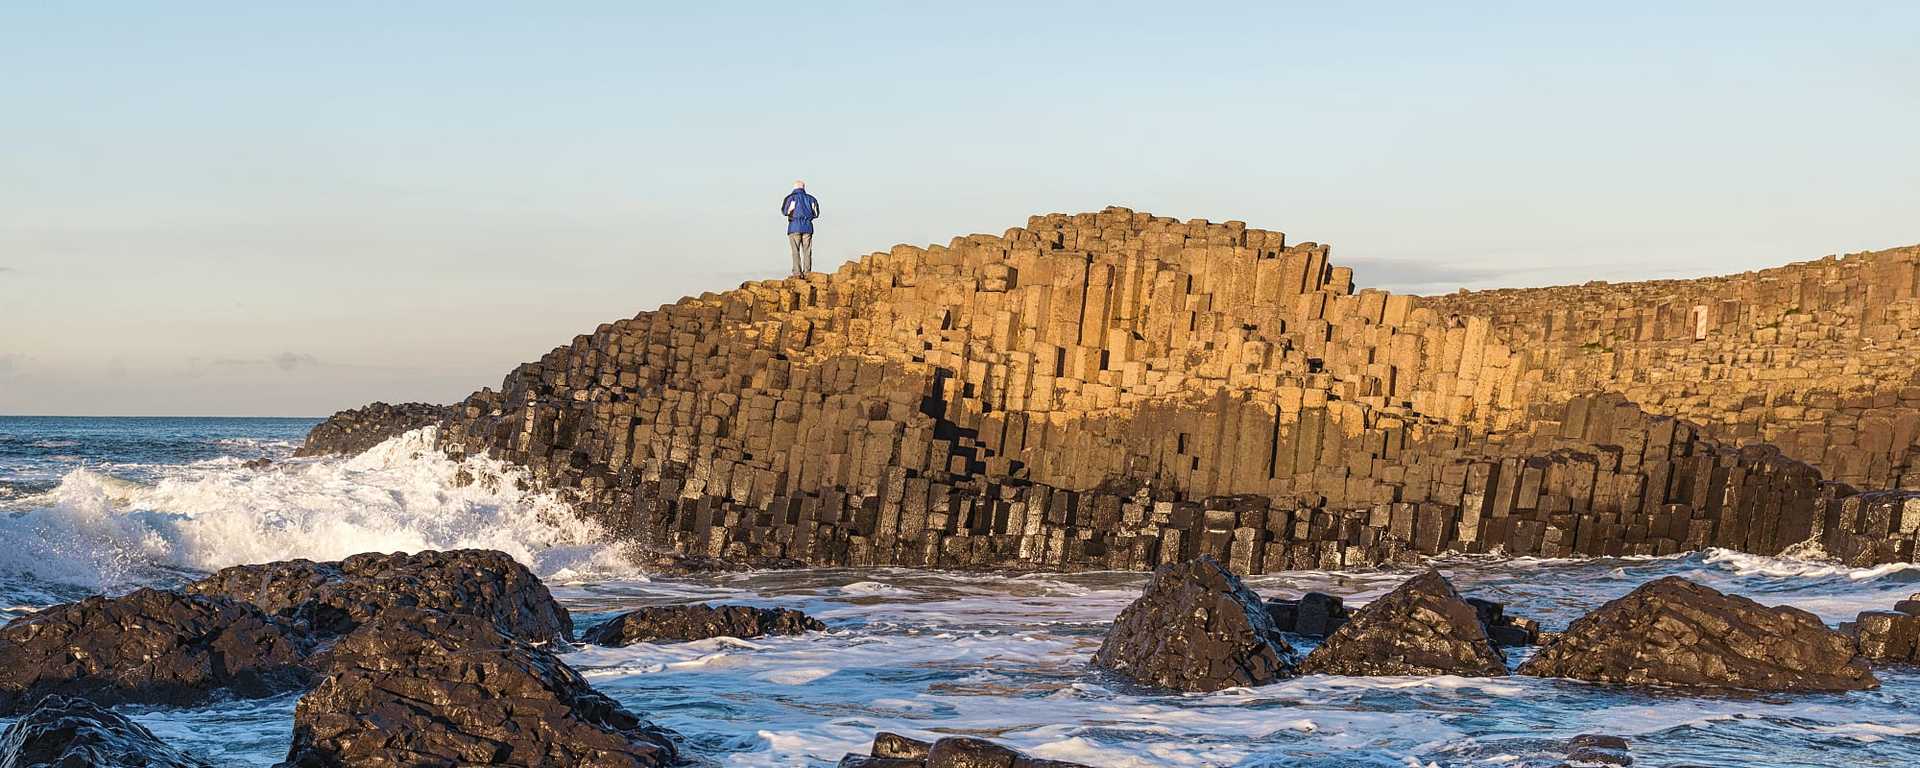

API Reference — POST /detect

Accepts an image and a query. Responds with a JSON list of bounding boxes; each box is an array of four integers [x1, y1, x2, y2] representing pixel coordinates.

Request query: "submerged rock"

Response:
[[1300, 569, 1507, 677], [295, 401, 449, 457], [580, 604, 825, 646], [0, 695, 212, 768], [1557, 734, 1632, 767], [836, 732, 1090, 768], [0, 589, 311, 715], [188, 548, 573, 644], [1516, 576, 1876, 691], [1093, 555, 1296, 692], [283, 607, 677, 768]]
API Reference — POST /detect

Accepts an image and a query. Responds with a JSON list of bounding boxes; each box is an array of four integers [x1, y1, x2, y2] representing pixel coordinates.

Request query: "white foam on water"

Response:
[[835, 580, 918, 598], [1700, 547, 1920, 580], [1808, 721, 1920, 742], [0, 427, 639, 595]]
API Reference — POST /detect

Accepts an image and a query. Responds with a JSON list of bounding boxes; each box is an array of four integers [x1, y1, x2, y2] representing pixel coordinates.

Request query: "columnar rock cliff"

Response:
[[416, 208, 1920, 571]]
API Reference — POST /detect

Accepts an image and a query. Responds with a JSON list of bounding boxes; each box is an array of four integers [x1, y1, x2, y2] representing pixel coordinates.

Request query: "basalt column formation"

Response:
[[428, 208, 1920, 572]]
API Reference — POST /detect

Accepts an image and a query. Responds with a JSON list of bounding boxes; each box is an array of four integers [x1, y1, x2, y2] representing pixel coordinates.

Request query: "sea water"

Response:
[[1, 415, 1917, 767]]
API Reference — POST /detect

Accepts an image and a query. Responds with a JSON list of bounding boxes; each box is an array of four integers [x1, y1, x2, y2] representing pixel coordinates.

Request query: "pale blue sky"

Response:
[[2, 3, 1916, 416]]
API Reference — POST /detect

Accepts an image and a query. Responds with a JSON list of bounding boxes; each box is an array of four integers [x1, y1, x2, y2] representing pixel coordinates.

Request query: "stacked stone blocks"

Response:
[[434, 209, 1920, 571]]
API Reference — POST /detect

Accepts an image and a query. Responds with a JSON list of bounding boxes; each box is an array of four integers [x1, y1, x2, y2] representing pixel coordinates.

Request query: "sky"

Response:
[[2, 3, 1916, 417]]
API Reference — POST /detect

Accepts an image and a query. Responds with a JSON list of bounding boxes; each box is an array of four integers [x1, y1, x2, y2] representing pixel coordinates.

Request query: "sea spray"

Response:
[[0, 427, 639, 597]]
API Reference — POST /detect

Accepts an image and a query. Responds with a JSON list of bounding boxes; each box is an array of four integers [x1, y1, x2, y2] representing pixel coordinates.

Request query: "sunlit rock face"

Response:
[[1517, 576, 1877, 691], [1299, 569, 1508, 677], [1092, 555, 1297, 692], [303, 208, 1919, 572]]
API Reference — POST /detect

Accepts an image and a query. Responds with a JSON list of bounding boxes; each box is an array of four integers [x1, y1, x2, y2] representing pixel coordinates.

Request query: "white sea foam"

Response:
[[837, 581, 917, 597], [1700, 547, 1920, 580], [0, 428, 638, 595]]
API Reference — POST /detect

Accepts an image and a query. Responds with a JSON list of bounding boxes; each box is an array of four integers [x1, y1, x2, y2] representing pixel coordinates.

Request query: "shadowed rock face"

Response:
[[283, 608, 677, 768], [0, 589, 311, 715], [295, 401, 449, 457], [1300, 569, 1507, 677], [0, 695, 212, 768], [1517, 576, 1877, 691], [836, 732, 1090, 768], [187, 549, 573, 644], [580, 604, 824, 646], [1093, 555, 1296, 692]]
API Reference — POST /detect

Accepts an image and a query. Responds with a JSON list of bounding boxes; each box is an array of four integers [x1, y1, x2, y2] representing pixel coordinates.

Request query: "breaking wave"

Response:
[[0, 428, 636, 600]]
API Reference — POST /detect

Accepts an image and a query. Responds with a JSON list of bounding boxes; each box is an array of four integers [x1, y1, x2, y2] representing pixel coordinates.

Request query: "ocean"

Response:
[[1, 415, 1917, 766]]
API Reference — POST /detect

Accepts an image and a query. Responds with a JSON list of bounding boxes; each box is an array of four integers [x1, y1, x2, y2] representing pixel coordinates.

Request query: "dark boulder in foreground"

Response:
[[1093, 555, 1296, 692], [0, 589, 311, 715], [295, 401, 449, 457], [837, 732, 1090, 768], [188, 548, 573, 644], [581, 604, 825, 646], [283, 607, 677, 768], [1517, 576, 1876, 691], [0, 695, 212, 768], [1300, 569, 1507, 677]]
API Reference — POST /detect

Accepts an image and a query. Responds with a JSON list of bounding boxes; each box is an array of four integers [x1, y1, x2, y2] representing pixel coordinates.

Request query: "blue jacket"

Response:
[[782, 189, 820, 235]]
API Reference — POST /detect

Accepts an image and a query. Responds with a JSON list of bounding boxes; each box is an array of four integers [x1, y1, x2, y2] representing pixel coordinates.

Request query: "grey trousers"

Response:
[[788, 233, 813, 275]]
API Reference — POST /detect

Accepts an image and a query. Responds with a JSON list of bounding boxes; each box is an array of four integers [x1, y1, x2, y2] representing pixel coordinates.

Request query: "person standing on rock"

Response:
[[781, 180, 820, 277]]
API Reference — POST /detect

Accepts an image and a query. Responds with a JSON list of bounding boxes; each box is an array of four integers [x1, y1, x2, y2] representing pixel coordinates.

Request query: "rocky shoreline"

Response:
[[2, 546, 1911, 766]]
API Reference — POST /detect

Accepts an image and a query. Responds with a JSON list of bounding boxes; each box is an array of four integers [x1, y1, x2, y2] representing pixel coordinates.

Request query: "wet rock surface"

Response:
[[1845, 591, 1920, 663], [1469, 597, 1542, 646], [1265, 592, 1350, 638], [580, 603, 825, 646], [1555, 734, 1632, 766], [283, 607, 677, 768], [295, 401, 449, 457], [836, 732, 1090, 768], [1092, 555, 1296, 692], [1300, 569, 1507, 677], [1517, 576, 1876, 691], [188, 548, 573, 644], [0, 695, 212, 768], [0, 589, 311, 715], [626, 550, 808, 575]]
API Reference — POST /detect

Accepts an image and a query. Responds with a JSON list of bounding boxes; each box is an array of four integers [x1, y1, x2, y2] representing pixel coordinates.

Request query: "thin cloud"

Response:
[[201, 353, 323, 372], [273, 352, 320, 371], [1342, 258, 1509, 295], [0, 353, 19, 377], [0, 266, 14, 274]]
